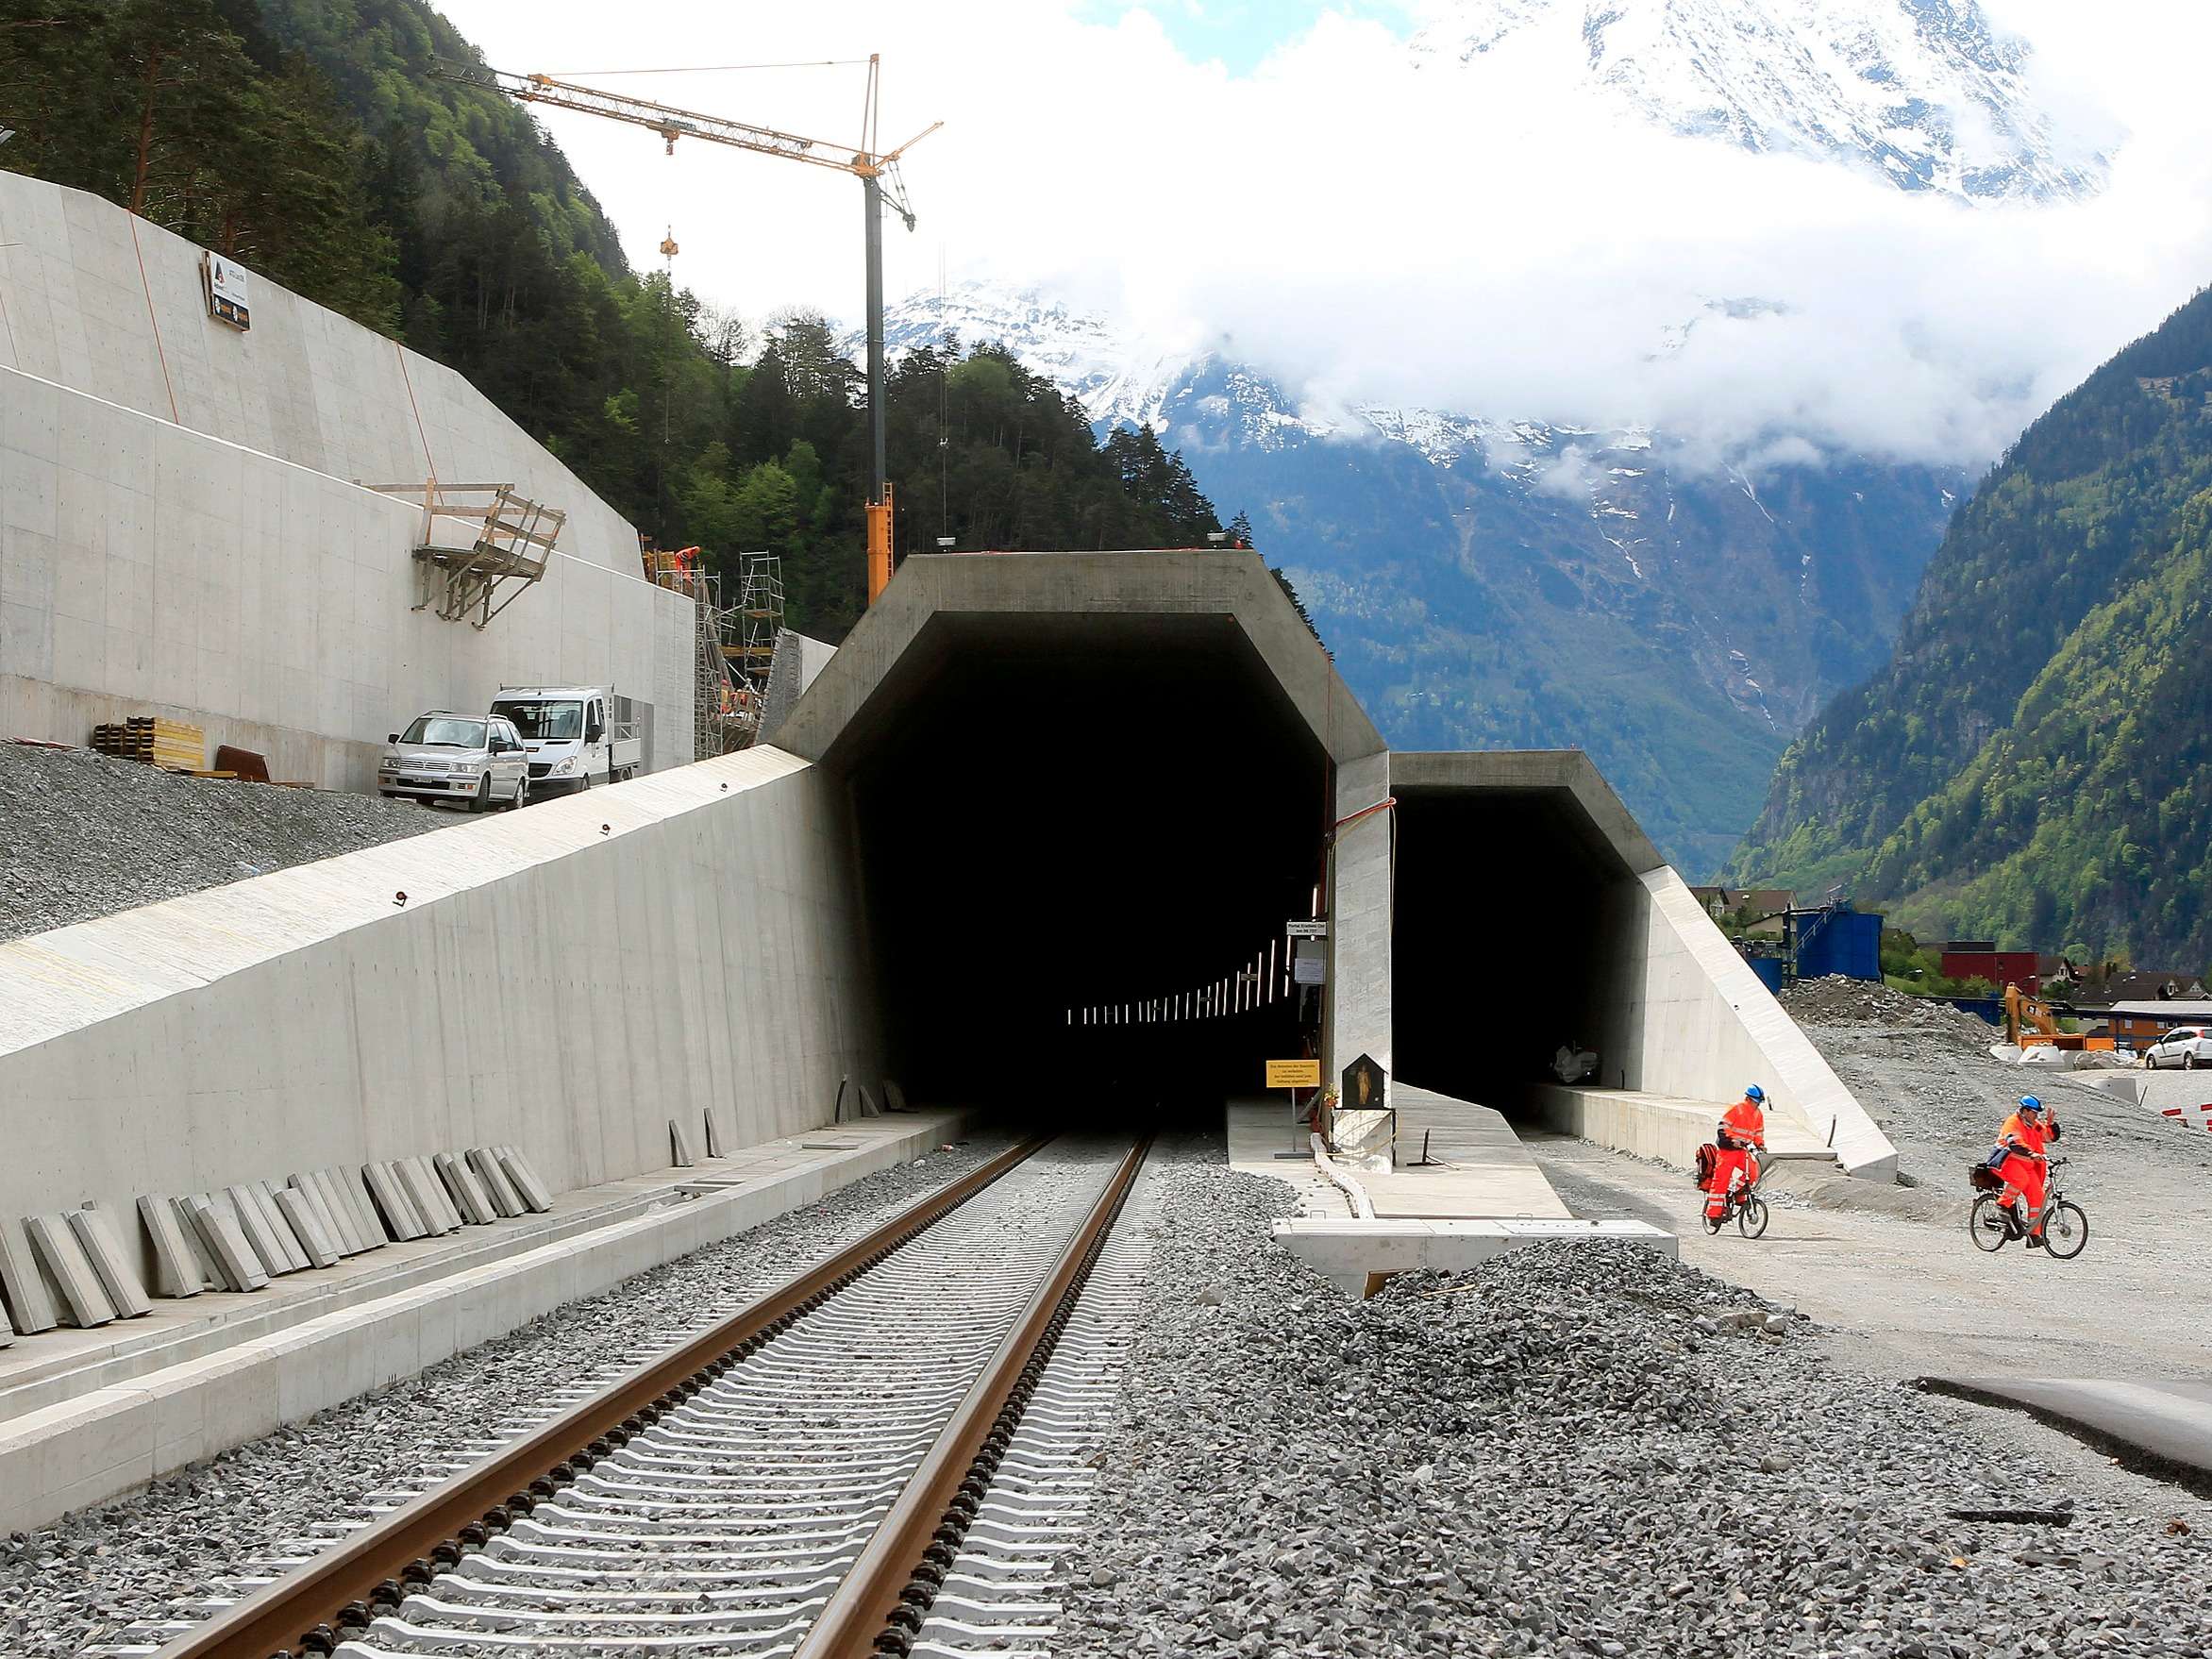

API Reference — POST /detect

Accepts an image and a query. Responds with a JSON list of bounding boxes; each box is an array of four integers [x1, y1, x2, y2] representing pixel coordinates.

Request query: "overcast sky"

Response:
[[434, 0, 2212, 470]]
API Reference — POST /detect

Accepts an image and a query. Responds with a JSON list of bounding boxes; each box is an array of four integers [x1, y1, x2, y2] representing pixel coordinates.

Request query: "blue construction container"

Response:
[[1747, 956, 1786, 995], [1796, 904, 1882, 982]]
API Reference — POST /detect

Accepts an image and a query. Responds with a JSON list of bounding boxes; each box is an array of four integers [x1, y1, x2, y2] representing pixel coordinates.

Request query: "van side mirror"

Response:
[[587, 722, 604, 742], [387, 732, 398, 744]]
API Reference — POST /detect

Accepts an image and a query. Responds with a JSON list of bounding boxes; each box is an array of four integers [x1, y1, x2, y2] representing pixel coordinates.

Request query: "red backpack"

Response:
[[1694, 1143, 1718, 1191]]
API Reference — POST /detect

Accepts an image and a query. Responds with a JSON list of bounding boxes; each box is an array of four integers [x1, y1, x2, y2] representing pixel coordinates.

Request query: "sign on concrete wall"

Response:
[[1285, 919, 1327, 938], [1265, 1059, 1320, 1090], [201, 252, 251, 330], [1292, 938, 1326, 985]]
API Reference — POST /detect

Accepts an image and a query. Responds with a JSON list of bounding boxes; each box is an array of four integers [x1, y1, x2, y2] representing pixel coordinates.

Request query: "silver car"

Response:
[[2143, 1026, 2212, 1069], [377, 712, 529, 812]]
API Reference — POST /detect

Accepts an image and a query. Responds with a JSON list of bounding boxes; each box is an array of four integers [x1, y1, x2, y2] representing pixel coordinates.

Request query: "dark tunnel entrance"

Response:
[[836, 614, 1332, 1118], [1391, 783, 1641, 1117]]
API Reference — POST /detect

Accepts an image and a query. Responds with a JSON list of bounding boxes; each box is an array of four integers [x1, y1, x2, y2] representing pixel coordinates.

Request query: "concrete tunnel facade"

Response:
[[772, 550, 1896, 1179]]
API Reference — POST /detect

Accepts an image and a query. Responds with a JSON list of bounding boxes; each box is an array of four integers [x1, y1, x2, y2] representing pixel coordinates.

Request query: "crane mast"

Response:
[[452, 60, 939, 605]]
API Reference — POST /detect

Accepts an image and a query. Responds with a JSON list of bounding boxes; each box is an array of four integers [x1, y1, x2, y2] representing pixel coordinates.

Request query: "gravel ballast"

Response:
[[0, 744, 440, 944], [1054, 1155, 2212, 1658], [1, 1133, 1010, 1659]]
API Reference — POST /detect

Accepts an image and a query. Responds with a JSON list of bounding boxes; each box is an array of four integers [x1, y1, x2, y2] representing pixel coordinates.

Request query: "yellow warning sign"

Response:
[[1265, 1059, 1321, 1090]]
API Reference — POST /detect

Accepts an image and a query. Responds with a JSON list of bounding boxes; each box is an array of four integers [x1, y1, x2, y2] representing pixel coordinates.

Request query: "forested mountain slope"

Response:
[[1727, 285, 2212, 964], [0, 0, 1220, 639]]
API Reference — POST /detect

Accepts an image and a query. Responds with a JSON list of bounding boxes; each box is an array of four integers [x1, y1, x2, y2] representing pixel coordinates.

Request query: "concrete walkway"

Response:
[[1231, 1092, 1673, 1293], [1917, 1377, 2212, 1499], [1360, 1086, 1572, 1219], [1226, 1092, 1569, 1220], [0, 1109, 967, 1533]]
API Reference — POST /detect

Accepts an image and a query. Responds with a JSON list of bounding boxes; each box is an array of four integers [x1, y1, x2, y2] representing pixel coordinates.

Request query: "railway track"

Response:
[[152, 1132, 1152, 1659]]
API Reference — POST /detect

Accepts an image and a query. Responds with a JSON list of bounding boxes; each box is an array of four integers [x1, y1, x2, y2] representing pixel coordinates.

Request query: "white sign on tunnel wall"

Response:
[[201, 251, 251, 329], [1292, 939, 1326, 985], [1285, 920, 1328, 938]]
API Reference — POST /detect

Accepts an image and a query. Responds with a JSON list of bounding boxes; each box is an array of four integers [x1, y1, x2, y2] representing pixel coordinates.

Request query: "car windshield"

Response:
[[493, 699, 583, 741], [400, 716, 486, 749]]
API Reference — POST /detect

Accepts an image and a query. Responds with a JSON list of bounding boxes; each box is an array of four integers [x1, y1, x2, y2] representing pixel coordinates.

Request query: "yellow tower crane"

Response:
[[452, 58, 940, 605]]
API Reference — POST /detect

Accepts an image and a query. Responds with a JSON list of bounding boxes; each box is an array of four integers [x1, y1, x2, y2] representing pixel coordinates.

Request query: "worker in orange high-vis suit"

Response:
[[1993, 1095, 2060, 1247], [1705, 1084, 1768, 1222]]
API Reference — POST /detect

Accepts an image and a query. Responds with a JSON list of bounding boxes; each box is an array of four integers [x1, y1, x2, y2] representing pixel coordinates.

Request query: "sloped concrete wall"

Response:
[[1612, 867, 1896, 1179], [0, 748, 882, 1246], [0, 173, 695, 777]]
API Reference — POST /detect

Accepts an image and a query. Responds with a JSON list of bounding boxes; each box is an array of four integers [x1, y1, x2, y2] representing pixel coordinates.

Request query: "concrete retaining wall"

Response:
[[0, 172, 695, 780], [1601, 868, 1895, 1179], [0, 746, 883, 1257], [1526, 1084, 1732, 1168]]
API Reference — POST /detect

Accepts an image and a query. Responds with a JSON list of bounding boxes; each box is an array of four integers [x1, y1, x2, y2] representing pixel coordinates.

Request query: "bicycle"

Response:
[[1968, 1155, 2088, 1260], [1701, 1152, 1770, 1239]]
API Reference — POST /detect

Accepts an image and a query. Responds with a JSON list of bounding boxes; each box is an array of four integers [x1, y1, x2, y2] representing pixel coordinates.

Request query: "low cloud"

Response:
[[439, 0, 2212, 474]]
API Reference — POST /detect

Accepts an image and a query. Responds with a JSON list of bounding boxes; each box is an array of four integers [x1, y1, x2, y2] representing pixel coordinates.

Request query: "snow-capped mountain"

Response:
[[886, 282, 1961, 871], [1411, 0, 2107, 200]]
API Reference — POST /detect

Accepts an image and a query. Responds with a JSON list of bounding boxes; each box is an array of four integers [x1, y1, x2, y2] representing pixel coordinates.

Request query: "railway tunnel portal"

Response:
[[771, 550, 1894, 1179]]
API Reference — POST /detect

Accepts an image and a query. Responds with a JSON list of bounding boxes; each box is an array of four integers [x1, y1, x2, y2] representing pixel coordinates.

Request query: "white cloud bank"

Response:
[[435, 0, 2212, 471]]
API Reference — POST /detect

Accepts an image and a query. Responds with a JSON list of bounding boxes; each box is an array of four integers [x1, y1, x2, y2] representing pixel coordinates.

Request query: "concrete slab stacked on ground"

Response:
[[66, 1210, 152, 1318], [25, 1218, 116, 1329], [183, 1198, 265, 1294], [0, 1219, 59, 1334], [434, 1155, 494, 1227], [0, 1109, 967, 1533]]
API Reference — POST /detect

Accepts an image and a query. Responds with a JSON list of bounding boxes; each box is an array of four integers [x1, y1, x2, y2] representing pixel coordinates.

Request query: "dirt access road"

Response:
[[1530, 1131, 2210, 1382], [1525, 984, 2212, 1384]]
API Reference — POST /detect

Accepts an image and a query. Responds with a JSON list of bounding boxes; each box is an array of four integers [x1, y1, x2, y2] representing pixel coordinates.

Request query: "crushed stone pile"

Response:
[[1783, 975, 1997, 1046], [1056, 1159, 2212, 1659], [0, 743, 439, 944], [1782, 980, 2207, 1178]]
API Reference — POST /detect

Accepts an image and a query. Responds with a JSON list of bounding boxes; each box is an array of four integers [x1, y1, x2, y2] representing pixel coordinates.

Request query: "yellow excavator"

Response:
[[2003, 983, 2116, 1051]]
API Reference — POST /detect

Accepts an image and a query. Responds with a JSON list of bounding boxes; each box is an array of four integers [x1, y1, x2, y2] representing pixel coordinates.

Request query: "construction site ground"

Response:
[[0, 743, 438, 945], [1528, 984, 2212, 1385]]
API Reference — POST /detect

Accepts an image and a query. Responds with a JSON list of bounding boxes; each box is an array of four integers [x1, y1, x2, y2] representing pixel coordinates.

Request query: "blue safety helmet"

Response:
[[2019, 1095, 2044, 1114], [1745, 1084, 1766, 1102]]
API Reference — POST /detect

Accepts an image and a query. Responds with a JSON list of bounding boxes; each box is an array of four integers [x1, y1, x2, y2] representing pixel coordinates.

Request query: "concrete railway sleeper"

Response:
[[147, 1134, 1149, 1659]]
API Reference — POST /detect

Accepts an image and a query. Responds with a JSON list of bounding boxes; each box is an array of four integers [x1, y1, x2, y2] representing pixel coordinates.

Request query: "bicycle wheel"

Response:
[[1969, 1195, 2010, 1252], [1737, 1195, 1770, 1239], [2039, 1200, 2089, 1260], [1701, 1209, 1723, 1235]]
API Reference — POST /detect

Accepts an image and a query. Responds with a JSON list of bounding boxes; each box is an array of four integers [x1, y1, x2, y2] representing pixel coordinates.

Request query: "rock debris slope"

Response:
[[1055, 1160, 2212, 1658], [1, 745, 440, 945]]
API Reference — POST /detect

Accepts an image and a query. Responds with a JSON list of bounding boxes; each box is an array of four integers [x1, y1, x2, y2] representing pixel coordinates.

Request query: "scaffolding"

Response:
[[730, 552, 785, 744], [363, 481, 565, 628], [641, 545, 794, 755], [641, 545, 742, 758]]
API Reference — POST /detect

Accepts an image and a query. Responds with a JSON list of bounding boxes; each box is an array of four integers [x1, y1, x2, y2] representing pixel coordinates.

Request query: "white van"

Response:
[[489, 686, 643, 796]]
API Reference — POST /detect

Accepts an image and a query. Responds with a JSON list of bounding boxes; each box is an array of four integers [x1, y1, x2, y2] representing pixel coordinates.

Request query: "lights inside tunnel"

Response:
[[1069, 928, 1308, 1028]]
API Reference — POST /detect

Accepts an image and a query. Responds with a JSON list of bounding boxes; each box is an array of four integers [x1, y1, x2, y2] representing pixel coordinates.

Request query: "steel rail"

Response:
[[795, 1133, 1153, 1659], [153, 1135, 1051, 1659]]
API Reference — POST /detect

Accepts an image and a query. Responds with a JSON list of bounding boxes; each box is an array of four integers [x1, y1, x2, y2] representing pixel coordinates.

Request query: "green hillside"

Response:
[[1727, 284, 2212, 965], [0, 0, 1219, 638]]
